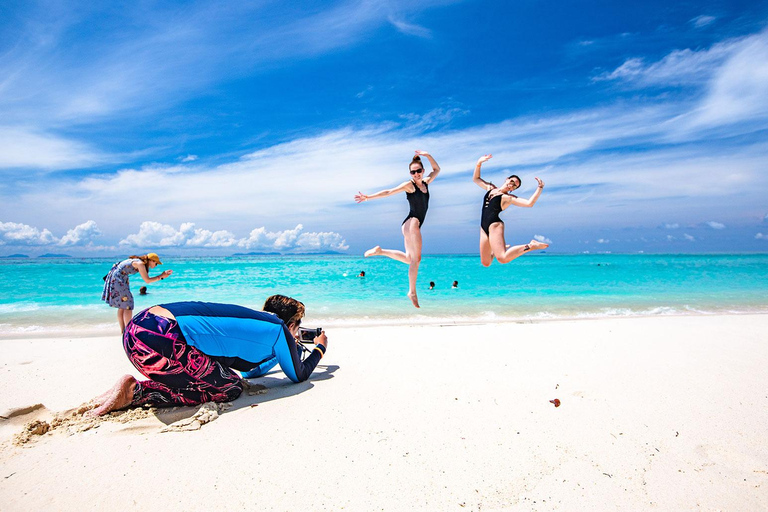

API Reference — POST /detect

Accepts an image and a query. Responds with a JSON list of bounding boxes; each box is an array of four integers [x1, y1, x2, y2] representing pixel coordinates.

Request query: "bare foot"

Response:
[[407, 291, 420, 308], [364, 246, 382, 257], [88, 375, 137, 417], [527, 239, 549, 251]]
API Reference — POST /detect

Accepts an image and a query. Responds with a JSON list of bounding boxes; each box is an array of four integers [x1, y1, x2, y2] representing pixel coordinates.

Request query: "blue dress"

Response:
[[101, 259, 140, 309]]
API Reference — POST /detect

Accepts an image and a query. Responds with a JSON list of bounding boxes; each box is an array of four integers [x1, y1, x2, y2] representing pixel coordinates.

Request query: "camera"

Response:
[[298, 327, 323, 343]]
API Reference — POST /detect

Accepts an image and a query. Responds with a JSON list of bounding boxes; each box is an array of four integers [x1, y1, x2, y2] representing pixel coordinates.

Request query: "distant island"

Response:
[[39, 253, 73, 258], [1, 254, 30, 258]]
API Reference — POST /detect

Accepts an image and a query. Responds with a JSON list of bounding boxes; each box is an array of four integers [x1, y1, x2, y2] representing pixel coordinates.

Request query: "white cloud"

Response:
[[705, 221, 725, 229], [597, 239, 609, 244], [120, 222, 347, 252], [120, 221, 237, 248], [691, 30, 768, 127], [399, 106, 470, 130], [666, 235, 676, 241], [180, 155, 198, 163], [594, 40, 733, 86], [690, 15, 716, 29], [534, 235, 552, 244], [756, 233, 768, 240], [594, 28, 768, 131], [238, 224, 348, 252], [0, 126, 109, 170], [664, 223, 680, 229], [59, 220, 102, 246], [356, 85, 373, 99], [388, 17, 431, 38], [683, 233, 696, 241], [0, 221, 56, 246]]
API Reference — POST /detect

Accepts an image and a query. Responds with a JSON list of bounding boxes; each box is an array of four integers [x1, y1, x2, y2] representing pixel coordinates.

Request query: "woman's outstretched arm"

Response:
[[134, 262, 173, 284], [473, 154, 494, 190], [506, 177, 545, 208], [355, 180, 412, 203], [415, 150, 441, 184]]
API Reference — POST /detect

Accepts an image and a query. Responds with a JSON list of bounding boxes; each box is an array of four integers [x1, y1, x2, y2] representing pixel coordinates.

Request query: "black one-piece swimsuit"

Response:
[[403, 180, 429, 227], [480, 190, 504, 235]]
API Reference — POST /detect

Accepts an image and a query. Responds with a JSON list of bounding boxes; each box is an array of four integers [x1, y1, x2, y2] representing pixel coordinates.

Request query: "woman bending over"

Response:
[[102, 253, 172, 333]]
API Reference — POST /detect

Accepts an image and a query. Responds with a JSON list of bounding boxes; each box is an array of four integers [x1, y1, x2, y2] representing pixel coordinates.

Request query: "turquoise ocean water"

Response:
[[1, 253, 767, 337]]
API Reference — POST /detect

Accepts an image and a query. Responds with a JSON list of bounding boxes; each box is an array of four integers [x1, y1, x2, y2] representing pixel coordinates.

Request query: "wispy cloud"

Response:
[[0, 2, 451, 125], [534, 234, 552, 244], [388, 17, 432, 38], [595, 28, 768, 131], [690, 15, 716, 29], [705, 221, 725, 229], [399, 106, 470, 131], [0, 126, 110, 170], [593, 34, 740, 86]]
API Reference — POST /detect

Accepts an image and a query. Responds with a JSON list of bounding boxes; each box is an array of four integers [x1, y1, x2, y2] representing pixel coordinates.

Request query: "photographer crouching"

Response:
[[88, 294, 328, 416]]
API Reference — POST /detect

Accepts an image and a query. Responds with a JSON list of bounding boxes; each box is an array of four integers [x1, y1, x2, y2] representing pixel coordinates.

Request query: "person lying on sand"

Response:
[[90, 295, 328, 416]]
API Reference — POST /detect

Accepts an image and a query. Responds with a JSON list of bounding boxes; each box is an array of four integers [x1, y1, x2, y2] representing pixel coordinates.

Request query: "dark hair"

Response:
[[263, 294, 305, 326], [409, 155, 424, 171], [507, 175, 521, 188]]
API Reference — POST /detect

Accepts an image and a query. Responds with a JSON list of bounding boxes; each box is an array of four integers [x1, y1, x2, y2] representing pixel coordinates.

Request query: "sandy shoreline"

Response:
[[2, 314, 767, 510]]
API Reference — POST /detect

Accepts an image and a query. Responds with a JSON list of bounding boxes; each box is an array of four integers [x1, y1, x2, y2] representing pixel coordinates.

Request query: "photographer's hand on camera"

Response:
[[315, 331, 328, 349]]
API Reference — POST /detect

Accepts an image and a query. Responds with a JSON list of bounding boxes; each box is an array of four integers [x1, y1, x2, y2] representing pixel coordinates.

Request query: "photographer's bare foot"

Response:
[[407, 291, 420, 308], [364, 246, 381, 257], [88, 375, 137, 417]]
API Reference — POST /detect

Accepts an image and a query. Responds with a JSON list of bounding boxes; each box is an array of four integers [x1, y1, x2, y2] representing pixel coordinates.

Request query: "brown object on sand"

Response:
[[550, 399, 561, 407]]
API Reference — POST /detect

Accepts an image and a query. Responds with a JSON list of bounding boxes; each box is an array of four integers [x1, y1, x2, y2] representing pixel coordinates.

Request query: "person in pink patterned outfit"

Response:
[[88, 295, 328, 416]]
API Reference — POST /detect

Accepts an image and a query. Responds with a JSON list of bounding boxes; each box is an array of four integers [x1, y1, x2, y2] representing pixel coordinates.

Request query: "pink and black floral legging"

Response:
[[123, 309, 244, 407]]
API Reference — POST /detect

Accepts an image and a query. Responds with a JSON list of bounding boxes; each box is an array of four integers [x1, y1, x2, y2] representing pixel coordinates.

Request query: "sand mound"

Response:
[[11, 380, 268, 445], [160, 402, 230, 432], [12, 401, 161, 446]]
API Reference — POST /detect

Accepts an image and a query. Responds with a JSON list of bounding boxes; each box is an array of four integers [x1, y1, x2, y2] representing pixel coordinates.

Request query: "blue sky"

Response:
[[2, 0, 768, 256]]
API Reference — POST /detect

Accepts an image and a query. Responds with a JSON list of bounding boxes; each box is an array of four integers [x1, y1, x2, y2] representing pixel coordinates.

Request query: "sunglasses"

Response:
[[410, 168, 424, 175]]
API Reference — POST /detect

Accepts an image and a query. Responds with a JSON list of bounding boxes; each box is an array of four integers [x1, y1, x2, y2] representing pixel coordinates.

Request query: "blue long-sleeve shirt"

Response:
[[161, 301, 324, 383]]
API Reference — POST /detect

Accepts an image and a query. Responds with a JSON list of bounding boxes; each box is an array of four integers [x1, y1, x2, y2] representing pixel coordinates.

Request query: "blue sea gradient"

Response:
[[1, 253, 767, 337]]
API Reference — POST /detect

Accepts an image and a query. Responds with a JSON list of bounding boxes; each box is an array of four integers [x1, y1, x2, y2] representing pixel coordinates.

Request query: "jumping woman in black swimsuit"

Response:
[[473, 154, 548, 267], [355, 151, 441, 308]]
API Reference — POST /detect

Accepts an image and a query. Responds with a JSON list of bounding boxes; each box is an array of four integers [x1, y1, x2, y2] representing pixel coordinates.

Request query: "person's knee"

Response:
[[481, 259, 492, 267]]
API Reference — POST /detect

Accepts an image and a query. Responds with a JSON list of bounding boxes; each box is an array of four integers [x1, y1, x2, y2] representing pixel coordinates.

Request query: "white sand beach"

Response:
[[1, 314, 767, 510]]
